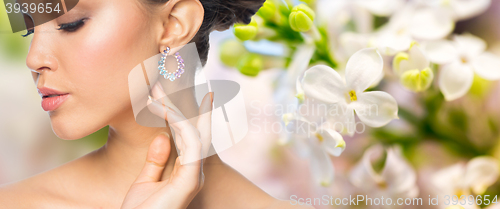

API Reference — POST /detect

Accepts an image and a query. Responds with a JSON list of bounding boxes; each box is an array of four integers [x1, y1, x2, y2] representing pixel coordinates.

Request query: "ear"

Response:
[[157, 0, 204, 49]]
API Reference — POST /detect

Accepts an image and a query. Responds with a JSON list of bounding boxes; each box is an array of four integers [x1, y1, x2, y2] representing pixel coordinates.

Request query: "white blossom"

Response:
[[393, 43, 434, 92], [375, 3, 454, 55], [350, 145, 419, 203], [421, 0, 491, 21], [432, 157, 499, 209], [282, 113, 346, 186], [302, 48, 398, 136], [424, 34, 500, 100]]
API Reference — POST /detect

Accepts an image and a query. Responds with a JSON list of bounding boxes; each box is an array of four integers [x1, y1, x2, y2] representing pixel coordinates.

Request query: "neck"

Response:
[[99, 77, 201, 180], [103, 117, 172, 181], [86, 87, 226, 207]]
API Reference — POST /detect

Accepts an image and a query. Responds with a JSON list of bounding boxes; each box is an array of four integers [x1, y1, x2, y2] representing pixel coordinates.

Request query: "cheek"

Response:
[[78, 4, 153, 85], [52, 2, 155, 139]]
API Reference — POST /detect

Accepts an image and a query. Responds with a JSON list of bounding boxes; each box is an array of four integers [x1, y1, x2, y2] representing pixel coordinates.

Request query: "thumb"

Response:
[[134, 133, 171, 184], [197, 92, 213, 160]]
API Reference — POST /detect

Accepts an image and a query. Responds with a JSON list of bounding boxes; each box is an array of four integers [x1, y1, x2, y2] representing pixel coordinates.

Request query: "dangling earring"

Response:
[[158, 47, 185, 81]]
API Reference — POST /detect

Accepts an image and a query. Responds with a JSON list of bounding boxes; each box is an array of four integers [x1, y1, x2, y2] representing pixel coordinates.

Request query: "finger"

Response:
[[149, 83, 200, 147], [147, 97, 201, 165], [198, 92, 213, 117], [161, 156, 202, 205], [196, 93, 212, 188], [170, 156, 182, 180], [147, 96, 188, 131], [150, 81, 166, 100], [149, 82, 186, 156], [151, 95, 202, 165], [149, 82, 202, 184], [151, 82, 181, 113], [168, 156, 203, 194], [164, 109, 202, 181], [196, 92, 214, 160], [171, 125, 184, 157], [134, 133, 171, 184]]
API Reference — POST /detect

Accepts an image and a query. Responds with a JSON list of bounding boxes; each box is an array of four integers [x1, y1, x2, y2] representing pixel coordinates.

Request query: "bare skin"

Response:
[[0, 131, 309, 208], [0, 0, 314, 208]]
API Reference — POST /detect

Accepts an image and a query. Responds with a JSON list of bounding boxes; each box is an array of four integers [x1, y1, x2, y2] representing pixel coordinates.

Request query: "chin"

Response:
[[49, 114, 104, 140], [51, 123, 89, 140]]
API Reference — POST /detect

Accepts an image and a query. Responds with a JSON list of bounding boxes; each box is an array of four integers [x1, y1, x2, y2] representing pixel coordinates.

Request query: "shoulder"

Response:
[[264, 200, 316, 209], [0, 181, 28, 208], [0, 161, 83, 208], [0, 176, 56, 208], [212, 162, 316, 209]]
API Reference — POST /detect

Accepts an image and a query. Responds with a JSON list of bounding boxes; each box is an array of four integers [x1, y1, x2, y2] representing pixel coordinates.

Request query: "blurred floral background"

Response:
[[1, 0, 500, 208]]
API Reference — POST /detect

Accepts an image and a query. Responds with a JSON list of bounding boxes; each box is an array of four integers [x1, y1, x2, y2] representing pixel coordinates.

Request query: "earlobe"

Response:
[[158, 0, 204, 49]]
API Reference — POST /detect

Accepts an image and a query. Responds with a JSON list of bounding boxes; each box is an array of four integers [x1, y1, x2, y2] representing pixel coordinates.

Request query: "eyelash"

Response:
[[58, 18, 88, 32], [21, 18, 88, 37]]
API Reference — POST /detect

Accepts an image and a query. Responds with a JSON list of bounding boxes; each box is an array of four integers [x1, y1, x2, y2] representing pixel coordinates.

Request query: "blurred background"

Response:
[[1, 0, 500, 209]]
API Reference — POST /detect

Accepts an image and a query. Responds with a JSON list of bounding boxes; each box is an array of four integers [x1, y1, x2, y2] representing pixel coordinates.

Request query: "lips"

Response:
[[38, 87, 70, 111]]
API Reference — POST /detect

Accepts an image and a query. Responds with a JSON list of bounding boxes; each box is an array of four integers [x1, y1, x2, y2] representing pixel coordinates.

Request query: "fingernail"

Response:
[[200, 92, 213, 114], [152, 83, 166, 100], [210, 92, 214, 104], [147, 95, 153, 105], [159, 132, 170, 139]]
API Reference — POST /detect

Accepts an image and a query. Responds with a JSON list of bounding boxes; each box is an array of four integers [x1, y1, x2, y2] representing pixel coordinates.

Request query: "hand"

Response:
[[121, 83, 213, 209]]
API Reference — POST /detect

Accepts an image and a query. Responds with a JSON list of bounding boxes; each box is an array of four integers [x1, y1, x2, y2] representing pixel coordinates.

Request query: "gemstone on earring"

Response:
[[169, 75, 175, 81], [158, 47, 184, 81]]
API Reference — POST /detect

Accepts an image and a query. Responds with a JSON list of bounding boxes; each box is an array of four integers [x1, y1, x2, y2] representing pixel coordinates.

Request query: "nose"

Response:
[[25, 26, 59, 74]]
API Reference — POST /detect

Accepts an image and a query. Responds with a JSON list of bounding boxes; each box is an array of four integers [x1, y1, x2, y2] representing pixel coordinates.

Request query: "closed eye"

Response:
[[57, 18, 88, 32]]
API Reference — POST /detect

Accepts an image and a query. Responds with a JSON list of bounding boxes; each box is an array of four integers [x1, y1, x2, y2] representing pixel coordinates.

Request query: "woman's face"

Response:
[[26, 0, 158, 139]]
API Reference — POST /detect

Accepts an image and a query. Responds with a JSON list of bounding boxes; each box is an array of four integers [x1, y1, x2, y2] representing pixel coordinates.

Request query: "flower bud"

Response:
[[233, 17, 258, 41], [219, 39, 248, 67], [237, 53, 263, 77], [392, 52, 409, 75], [257, 0, 277, 21], [289, 4, 315, 32], [400, 68, 434, 92]]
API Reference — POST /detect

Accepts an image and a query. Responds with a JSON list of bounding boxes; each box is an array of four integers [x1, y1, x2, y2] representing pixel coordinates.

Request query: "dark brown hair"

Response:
[[143, 0, 265, 66]]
